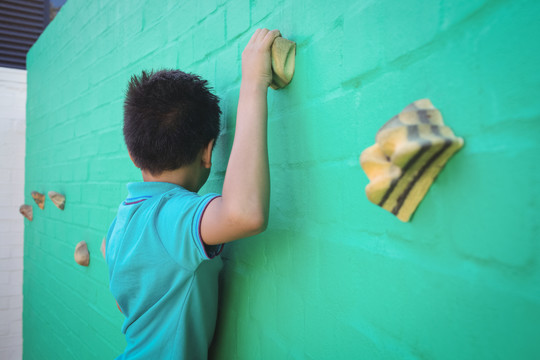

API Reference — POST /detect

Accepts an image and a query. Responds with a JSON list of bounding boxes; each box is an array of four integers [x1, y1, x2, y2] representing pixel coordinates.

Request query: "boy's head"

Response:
[[123, 69, 221, 175]]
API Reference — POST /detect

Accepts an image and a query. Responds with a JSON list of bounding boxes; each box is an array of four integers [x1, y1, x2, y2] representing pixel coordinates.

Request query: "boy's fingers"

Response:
[[246, 28, 281, 52], [248, 28, 265, 45], [262, 29, 281, 48], [251, 28, 268, 43], [247, 29, 258, 45]]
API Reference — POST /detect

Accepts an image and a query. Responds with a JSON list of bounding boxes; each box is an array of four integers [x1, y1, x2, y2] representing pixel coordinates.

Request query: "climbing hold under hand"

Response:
[[270, 37, 296, 90], [360, 99, 464, 222]]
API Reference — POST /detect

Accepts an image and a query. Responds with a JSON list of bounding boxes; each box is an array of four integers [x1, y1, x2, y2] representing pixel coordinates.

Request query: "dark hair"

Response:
[[123, 69, 221, 175]]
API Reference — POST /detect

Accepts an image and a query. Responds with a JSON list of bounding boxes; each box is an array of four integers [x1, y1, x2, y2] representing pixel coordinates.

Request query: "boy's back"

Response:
[[106, 182, 222, 359]]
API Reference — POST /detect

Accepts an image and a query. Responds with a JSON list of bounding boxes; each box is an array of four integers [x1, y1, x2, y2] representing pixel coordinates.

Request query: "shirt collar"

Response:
[[126, 182, 186, 198]]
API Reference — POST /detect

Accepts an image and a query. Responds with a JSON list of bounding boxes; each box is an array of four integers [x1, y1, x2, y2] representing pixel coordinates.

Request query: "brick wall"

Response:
[[0, 67, 26, 360], [24, 0, 540, 359]]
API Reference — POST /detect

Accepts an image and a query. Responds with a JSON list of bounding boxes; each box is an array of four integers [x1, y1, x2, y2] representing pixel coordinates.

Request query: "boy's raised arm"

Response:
[[200, 28, 281, 245]]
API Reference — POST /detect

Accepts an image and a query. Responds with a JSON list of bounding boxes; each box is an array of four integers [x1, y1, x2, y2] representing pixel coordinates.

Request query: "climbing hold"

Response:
[[270, 37, 296, 90], [48, 191, 66, 210], [31, 191, 45, 210], [360, 99, 464, 222], [19, 205, 33, 221], [74, 241, 90, 267]]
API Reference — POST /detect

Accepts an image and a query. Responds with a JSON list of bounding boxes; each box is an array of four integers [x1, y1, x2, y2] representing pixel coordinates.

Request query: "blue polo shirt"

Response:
[[106, 182, 223, 359]]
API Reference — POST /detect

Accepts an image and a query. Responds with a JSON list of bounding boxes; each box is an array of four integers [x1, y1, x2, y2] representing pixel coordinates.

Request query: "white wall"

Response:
[[0, 67, 26, 360]]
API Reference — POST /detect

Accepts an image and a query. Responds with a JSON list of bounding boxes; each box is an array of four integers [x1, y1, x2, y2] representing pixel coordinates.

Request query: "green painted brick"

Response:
[[192, 12, 227, 61], [226, 0, 250, 40], [163, 2, 197, 43], [197, 0, 221, 20], [250, 0, 279, 25], [444, 150, 537, 267], [440, 0, 489, 29], [176, 34, 195, 68], [343, 6, 384, 81], [215, 44, 241, 90]]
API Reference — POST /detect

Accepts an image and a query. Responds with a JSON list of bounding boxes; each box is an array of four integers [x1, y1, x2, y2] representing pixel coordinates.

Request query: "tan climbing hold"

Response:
[[19, 205, 33, 221], [74, 241, 90, 267], [360, 99, 464, 222], [270, 37, 296, 90], [31, 191, 45, 210], [48, 191, 66, 210]]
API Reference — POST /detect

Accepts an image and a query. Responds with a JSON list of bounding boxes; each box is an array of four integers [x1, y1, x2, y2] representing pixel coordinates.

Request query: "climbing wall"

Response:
[[24, 0, 540, 359]]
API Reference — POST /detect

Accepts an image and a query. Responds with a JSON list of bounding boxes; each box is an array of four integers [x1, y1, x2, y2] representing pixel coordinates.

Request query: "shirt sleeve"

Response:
[[190, 193, 223, 260], [156, 190, 223, 267]]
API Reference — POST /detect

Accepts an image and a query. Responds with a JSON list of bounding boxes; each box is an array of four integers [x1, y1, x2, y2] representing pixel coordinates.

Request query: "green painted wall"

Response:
[[24, 0, 540, 359]]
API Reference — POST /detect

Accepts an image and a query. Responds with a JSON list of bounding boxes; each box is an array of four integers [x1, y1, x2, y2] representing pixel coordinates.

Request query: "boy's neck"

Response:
[[140, 161, 203, 193]]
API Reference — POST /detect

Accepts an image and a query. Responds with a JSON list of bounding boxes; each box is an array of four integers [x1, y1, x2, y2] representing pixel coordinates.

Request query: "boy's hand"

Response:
[[241, 29, 281, 89]]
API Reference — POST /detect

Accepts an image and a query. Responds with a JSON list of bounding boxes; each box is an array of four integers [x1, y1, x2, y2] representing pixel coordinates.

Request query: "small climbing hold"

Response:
[[360, 99, 464, 222], [19, 205, 33, 221], [74, 241, 90, 267], [48, 191, 66, 210], [270, 37, 296, 90], [31, 191, 45, 210]]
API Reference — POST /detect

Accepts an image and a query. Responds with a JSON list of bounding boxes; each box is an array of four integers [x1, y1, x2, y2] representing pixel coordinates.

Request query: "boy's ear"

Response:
[[201, 139, 215, 169], [128, 151, 139, 168]]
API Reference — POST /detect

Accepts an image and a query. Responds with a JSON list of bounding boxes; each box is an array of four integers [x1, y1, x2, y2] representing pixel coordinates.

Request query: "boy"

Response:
[[104, 28, 281, 359]]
